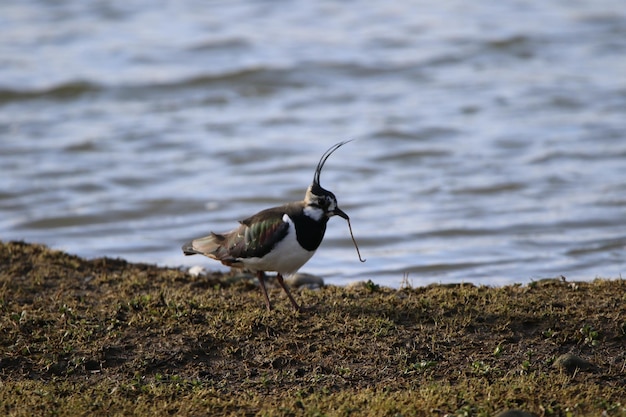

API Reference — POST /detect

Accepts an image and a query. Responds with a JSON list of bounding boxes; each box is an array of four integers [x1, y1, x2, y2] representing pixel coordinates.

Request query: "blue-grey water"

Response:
[[2, 0, 625, 287]]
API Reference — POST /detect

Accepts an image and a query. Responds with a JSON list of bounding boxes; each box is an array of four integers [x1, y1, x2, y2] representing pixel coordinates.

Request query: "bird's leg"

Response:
[[276, 273, 302, 312], [256, 271, 272, 312]]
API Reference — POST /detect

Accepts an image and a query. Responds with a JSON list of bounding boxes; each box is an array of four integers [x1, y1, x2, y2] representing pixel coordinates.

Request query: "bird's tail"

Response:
[[182, 232, 225, 256]]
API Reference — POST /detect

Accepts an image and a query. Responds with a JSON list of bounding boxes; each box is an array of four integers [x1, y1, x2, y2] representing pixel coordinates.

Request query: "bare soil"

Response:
[[1, 241, 625, 416]]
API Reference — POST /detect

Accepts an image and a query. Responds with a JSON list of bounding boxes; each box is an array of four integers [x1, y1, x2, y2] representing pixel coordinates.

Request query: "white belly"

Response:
[[238, 215, 315, 275]]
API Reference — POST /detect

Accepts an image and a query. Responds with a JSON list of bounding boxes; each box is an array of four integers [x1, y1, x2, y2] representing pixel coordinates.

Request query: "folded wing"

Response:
[[182, 208, 290, 266]]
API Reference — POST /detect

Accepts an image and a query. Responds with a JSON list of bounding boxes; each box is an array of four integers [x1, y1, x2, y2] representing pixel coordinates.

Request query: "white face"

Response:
[[317, 194, 337, 213], [303, 205, 325, 221], [303, 195, 337, 221], [305, 186, 338, 213]]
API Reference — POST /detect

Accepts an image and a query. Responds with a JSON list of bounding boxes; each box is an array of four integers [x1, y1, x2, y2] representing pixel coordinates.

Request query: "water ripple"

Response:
[[1, 0, 625, 286]]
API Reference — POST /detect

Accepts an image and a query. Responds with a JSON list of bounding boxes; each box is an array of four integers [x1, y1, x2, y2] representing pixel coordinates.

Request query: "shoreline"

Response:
[[1, 240, 625, 416]]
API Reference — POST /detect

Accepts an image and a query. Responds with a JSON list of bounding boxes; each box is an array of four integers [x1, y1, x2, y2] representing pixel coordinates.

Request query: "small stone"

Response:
[[188, 265, 206, 277], [286, 273, 324, 289], [495, 410, 536, 417], [346, 281, 367, 290], [553, 353, 593, 373]]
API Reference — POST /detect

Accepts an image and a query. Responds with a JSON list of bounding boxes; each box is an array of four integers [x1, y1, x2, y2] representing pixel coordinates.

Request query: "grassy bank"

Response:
[[1, 241, 625, 416]]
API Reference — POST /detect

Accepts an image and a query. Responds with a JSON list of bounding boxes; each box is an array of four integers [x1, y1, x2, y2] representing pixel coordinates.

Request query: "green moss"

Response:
[[1, 241, 625, 416]]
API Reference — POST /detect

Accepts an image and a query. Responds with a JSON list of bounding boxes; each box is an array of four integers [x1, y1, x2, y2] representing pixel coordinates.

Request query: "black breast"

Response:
[[289, 211, 328, 251]]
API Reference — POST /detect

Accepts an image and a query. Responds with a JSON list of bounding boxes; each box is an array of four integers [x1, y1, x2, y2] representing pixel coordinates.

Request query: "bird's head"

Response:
[[304, 183, 348, 220], [303, 141, 351, 221], [303, 140, 366, 263]]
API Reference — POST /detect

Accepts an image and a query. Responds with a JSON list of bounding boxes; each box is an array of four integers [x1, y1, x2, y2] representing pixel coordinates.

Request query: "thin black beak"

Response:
[[333, 207, 349, 220]]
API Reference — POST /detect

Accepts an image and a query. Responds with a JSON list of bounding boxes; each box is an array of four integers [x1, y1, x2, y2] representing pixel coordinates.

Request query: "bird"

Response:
[[182, 141, 364, 312]]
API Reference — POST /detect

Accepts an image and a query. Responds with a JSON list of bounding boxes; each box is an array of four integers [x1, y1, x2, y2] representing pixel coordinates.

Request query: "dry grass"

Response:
[[1, 241, 625, 416]]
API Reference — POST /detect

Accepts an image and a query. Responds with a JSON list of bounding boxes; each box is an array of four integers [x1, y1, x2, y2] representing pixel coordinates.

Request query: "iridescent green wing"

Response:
[[227, 207, 290, 259]]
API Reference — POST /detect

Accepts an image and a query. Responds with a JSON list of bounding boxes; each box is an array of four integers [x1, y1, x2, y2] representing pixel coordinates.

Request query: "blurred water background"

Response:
[[2, 0, 625, 287]]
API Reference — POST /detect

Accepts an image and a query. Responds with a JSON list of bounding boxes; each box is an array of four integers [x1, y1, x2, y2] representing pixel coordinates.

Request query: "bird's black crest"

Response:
[[313, 140, 352, 186]]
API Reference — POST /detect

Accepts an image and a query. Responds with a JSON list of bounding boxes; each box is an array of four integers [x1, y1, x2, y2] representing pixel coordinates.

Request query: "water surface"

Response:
[[2, 0, 625, 286]]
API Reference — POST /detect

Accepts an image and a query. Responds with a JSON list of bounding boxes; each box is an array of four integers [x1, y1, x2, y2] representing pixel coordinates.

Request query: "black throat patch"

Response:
[[290, 211, 329, 251]]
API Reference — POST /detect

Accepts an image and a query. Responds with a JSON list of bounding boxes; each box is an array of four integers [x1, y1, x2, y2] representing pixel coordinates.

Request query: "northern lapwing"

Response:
[[182, 141, 365, 312]]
